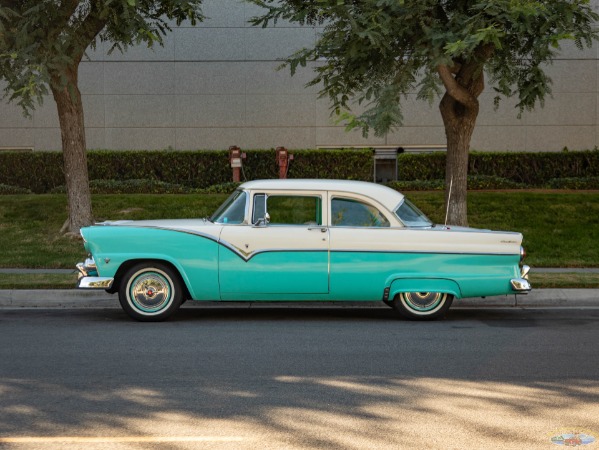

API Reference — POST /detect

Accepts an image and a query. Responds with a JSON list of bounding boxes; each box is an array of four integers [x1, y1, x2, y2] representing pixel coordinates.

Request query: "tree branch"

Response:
[[437, 63, 477, 108], [68, 3, 108, 64]]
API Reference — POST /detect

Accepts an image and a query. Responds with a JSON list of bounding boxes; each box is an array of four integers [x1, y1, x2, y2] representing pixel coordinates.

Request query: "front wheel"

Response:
[[118, 263, 183, 322], [392, 292, 453, 320]]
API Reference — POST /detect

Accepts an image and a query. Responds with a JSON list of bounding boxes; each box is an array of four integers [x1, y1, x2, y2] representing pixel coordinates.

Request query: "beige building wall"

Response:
[[0, 0, 598, 151]]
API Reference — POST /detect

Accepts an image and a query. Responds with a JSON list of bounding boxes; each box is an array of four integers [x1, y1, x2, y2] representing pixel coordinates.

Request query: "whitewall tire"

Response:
[[118, 262, 183, 322]]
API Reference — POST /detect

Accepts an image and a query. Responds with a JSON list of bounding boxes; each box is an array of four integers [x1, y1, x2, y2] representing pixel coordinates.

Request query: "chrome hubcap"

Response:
[[130, 272, 171, 313], [402, 292, 446, 312]]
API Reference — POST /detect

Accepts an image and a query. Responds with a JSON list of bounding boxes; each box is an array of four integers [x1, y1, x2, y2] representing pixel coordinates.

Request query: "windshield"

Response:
[[394, 198, 433, 227], [210, 190, 247, 224]]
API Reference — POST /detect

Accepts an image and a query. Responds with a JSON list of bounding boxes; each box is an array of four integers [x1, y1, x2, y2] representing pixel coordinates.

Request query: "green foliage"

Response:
[[50, 179, 193, 195], [0, 149, 373, 193], [198, 182, 242, 194], [88, 150, 232, 189], [249, 0, 599, 136], [0, 1, 204, 114], [397, 150, 599, 186], [0, 152, 64, 193], [286, 149, 373, 180], [0, 184, 32, 195], [547, 177, 599, 190], [3, 149, 599, 193], [386, 176, 525, 192], [51, 180, 247, 195]]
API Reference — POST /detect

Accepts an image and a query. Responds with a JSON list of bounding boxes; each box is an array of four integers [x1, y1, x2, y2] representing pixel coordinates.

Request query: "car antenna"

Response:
[[444, 176, 453, 227]]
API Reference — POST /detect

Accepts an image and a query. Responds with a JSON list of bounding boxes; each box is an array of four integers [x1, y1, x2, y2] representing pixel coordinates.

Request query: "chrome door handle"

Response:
[[308, 227, 328, 233]]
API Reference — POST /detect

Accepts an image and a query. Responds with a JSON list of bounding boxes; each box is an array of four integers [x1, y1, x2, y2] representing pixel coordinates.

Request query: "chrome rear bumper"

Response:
[[76, 258, 114, 290], [511, 265, 531, 293]]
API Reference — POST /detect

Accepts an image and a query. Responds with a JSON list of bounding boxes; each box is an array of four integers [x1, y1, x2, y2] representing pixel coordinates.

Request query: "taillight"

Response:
[[520, 246, 526, 262]]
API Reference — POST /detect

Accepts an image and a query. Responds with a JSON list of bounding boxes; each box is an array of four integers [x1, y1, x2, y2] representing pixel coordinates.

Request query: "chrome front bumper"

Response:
[[76, 258, 114, 290], [510, 265, 531, 293]]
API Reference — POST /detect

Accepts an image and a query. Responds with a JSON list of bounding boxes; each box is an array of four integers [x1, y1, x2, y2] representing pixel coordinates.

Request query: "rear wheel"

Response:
[[118, 262, 183, 322], [393, 292, 453, 320]]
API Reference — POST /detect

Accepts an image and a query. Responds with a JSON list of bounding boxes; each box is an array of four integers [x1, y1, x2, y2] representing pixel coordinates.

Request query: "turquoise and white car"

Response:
[[76, 179, 531, 321]]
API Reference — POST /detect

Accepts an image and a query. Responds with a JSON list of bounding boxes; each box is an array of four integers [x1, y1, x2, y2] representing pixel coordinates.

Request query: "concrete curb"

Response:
[[0, 289, 597, 309]]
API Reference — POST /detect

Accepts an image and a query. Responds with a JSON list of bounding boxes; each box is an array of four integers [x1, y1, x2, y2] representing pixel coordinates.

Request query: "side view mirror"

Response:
[[253, 212, 270, 228]]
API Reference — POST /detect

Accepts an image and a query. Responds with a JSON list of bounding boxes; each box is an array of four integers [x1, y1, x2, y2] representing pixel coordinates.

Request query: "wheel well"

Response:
[[108, 259, 191, 299]]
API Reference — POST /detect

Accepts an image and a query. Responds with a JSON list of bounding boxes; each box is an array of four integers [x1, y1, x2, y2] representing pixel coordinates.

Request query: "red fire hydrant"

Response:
[[276, 146, 294, 179], [229, 145, 246, 182]]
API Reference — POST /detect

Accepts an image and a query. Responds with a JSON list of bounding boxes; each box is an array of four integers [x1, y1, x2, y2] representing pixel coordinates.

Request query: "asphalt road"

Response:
[[1, 307, 598, 450]]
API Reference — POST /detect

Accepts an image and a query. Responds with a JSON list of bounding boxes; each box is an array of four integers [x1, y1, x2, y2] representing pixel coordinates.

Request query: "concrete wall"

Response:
[[1, 0, 598, 151]]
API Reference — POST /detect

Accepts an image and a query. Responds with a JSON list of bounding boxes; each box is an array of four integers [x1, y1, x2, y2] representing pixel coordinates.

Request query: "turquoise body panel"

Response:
[[219, 249, 328, 295], [84, 226, 521, 302], [329, 251, 520, 301], [83, 226, 220, 300]]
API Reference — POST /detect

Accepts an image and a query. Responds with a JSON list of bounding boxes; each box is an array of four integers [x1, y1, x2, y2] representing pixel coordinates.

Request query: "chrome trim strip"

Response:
[[510, 278, 531, 293], [105, 225, 221, 243], [226, 248, 329, 262], [330, 249, 518, 257], [77, 276, 114, 289]]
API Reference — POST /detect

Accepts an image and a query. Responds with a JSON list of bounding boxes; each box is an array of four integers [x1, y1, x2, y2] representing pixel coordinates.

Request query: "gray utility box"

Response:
[[373, 148, 399, 183]]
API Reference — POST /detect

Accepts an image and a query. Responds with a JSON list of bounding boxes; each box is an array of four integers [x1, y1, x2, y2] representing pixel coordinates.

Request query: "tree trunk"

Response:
[[437, 56, 489, 227], [439, 92, 478, 227], [50, 65, 93, 234]]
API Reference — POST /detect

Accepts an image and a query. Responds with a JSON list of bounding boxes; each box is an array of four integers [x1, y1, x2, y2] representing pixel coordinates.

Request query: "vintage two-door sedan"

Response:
[[76, 179, 531, 321]]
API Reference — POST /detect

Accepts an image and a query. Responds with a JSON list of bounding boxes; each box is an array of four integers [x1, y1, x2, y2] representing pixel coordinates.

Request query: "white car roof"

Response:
[[240, 179, 405, 211]]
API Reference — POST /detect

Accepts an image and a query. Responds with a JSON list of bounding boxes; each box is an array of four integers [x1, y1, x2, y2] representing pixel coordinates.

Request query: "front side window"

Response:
[[210, 190, 247, 224], [331, 198, 390, 227], [265, 195, 322, 225]]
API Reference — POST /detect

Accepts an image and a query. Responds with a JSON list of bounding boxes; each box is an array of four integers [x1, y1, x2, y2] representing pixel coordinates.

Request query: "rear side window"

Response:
[[331, 198, 390, 227], [266, 195, 322, 225]]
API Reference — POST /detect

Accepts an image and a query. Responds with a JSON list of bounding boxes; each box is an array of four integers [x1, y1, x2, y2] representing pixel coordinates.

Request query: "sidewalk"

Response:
[[0, 289, 597, 309], [0, 267, 597, 309]]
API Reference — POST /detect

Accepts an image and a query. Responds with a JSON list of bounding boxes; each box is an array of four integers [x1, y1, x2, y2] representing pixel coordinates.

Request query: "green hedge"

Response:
[[0, 183, 32, 195], [547, 177, 599, 190], [0, 149, 373, 194], [1, 148, 599, 194], [397, 149, 599, 185], [386, 175, 526, 192]]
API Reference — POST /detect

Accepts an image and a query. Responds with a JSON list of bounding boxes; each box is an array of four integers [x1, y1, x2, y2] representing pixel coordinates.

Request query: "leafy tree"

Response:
[[250, 0, 598, 225], [0, 1, 204, 233]]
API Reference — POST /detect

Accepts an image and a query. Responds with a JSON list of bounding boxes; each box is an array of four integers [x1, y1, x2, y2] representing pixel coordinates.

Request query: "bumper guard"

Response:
[[76, 258, 114, 290], [510, 265, 531, 293]]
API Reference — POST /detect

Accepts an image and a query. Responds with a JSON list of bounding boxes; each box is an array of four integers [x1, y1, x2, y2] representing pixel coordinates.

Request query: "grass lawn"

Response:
[[0, 191, 597, 270], [0, 273, 78, 289], [410, 191, 599, 268]]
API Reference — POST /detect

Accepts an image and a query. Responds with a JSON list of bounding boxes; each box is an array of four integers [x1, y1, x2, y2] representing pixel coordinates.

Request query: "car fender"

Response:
[[389, 278, 462, 300], [96, 252, 200, 299]]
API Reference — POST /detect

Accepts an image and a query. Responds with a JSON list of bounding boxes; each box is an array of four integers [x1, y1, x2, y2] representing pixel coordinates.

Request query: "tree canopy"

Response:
[[0, 0, 204, 232], [251, 0, 599, 225], [0, 0, 203, 114]]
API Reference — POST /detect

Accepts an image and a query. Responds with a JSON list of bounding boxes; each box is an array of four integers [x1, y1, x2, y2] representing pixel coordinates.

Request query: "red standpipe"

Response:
[[229, 145, 246, 182], [276, 146, 294, 179]]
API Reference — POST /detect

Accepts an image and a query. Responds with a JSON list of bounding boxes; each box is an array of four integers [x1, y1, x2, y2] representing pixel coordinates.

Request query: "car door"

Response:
[[327, 193, 398, 301], [218, 190, 330, 297]]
